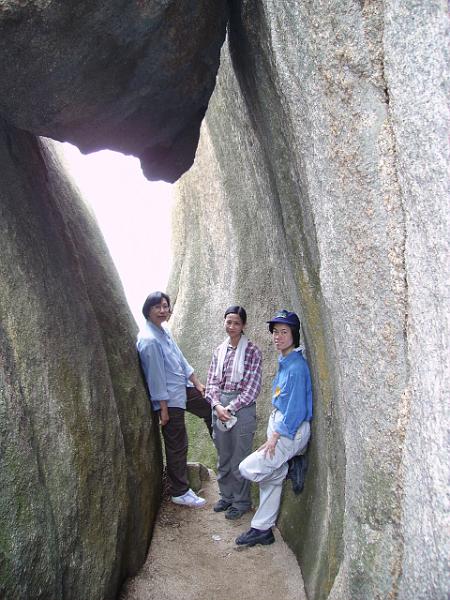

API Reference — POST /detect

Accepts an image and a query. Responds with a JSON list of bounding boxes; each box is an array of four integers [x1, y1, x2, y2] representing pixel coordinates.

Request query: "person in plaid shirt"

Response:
[[206, 306, 262, 520]]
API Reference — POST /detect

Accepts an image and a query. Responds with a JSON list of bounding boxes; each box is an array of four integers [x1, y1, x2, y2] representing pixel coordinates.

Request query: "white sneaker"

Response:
[[171, 488, 206, 508]]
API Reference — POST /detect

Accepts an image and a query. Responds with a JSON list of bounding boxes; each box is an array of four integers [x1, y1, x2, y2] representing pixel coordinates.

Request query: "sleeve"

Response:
[[205, 349, 222, 408], [137, 339, 169, 408], [228, 345, 262, 412], [274, 364, 309, 439]]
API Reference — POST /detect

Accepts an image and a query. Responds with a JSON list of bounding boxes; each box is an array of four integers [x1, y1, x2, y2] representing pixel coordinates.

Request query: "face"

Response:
[[224, 313, 245, 342], [272, 324, 294, 356], [148, 298, 171, 327]]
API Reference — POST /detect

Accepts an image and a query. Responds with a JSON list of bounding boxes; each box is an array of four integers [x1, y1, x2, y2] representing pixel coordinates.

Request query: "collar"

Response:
[[146, 320, 169, 338], [278, 347, 303, 365]]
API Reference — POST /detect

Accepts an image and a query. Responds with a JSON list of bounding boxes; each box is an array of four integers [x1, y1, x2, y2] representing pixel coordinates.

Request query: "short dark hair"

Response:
[[142, 291, 171, 320], [224, 305, 247, 325], [269, 322, 300, 348]]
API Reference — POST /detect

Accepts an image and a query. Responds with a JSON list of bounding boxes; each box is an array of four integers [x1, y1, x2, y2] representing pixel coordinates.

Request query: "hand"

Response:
[[195, 382, 206, 397], [258, 434, 279, 458], [215, 405, 232, 423], [159, 409, 170, 427], [189, 374, 205, 397]]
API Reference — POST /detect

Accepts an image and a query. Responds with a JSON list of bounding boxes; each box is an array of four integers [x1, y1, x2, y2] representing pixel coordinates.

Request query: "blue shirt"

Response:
[[272, 349, 313, 439], [137, 321, 194, 411]]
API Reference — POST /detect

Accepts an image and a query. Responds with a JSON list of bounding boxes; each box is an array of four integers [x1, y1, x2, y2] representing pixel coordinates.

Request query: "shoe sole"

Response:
[[172, 504, 206, 508], [236, 537, 275, 547], [172, 500, 206, 508]]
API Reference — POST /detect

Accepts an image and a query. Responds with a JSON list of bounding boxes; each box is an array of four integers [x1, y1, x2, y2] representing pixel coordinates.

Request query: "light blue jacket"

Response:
[[272, 349, 313, 439], [137, 321, 193, 411]]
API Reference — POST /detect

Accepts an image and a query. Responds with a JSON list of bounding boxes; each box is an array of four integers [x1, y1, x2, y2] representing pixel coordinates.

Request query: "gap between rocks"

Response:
[[120, 471, 307, 600]]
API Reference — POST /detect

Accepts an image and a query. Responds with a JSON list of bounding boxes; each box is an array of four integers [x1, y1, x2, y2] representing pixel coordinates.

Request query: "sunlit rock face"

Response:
[[169, 2, 449, 599], [0, 121, 161, 600], [0, 0, 228, 182]]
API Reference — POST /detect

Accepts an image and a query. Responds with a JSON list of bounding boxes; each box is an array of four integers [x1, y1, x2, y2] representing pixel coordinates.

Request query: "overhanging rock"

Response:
[[0, 0, 228, 182]]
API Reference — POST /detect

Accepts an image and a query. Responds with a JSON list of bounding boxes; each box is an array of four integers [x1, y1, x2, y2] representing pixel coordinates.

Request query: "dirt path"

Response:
[[120, 472, 307, 600]]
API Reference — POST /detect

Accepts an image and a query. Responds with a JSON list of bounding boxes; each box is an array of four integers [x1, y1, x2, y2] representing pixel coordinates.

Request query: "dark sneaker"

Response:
[[286, 454, 308, 494], [235, 527, 275, 546], [224, 506, 249, 520], [213, 499, 232, 513]]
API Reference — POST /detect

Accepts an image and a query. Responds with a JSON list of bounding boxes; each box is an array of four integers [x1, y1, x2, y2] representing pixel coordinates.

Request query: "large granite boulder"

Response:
[[0, 2, 229, 596], [0, 121, 161, 600], [0, 0, 228, 182], [169, 2, 449, 599]]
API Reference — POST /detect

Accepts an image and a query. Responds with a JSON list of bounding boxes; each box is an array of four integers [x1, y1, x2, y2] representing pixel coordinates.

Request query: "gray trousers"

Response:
[[212, 391, 256, 510]]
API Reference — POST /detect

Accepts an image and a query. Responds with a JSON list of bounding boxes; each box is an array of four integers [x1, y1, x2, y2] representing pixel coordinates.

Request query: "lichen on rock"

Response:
[[0, 122, 161, 600], [169, 2, 449, 599]]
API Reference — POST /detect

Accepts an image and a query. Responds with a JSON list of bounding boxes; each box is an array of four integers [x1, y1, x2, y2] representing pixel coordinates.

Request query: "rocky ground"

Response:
[[120, 472, 307, 600]]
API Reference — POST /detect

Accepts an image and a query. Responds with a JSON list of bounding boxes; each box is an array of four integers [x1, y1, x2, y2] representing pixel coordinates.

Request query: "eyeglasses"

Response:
[[151, 303, 171, 312]]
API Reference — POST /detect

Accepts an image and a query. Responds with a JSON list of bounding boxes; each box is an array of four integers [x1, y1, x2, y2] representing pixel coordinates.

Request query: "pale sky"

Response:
[[58, 143, 174, 325]]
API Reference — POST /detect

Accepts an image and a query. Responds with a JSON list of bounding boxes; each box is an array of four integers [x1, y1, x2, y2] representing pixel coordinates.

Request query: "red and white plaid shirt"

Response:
[[206, 340, 262, 412]]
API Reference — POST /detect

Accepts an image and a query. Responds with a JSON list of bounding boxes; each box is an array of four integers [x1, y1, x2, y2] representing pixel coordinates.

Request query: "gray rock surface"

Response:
[[186, 462, 210, 493], [0, 0, 228, 182], [0, 121, 161, 600], [169, 2, 449, 599]]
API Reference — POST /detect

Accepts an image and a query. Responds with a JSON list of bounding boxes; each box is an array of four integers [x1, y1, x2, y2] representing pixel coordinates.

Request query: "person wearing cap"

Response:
[[236, 310, 313, 546], [206, 306, 262, 520], [137, 291, 208, 508]]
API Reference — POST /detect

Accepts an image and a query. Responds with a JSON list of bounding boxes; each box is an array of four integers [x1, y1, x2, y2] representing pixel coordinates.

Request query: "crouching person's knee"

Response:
[[239, 453, 258, 482], [238, 457, 249, 479]]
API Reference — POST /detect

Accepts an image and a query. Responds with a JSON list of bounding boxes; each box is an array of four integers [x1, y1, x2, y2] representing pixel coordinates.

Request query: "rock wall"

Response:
[[0, 121, 161, 600], [0, 0, 228, 182], [169, 2, 449, 599], [0, 2, 232, 597]]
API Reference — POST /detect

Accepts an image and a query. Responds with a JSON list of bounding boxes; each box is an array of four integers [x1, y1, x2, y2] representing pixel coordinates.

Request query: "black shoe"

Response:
[[213, 499, 232, 513], [286, 453, 308, 495], [235, 527, 275, 546], [224, 506, 248, 520]]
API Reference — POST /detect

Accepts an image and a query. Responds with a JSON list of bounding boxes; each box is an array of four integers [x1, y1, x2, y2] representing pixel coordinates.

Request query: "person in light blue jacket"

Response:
[[137, 291, 207, 508], [236, 310, 312, 547]]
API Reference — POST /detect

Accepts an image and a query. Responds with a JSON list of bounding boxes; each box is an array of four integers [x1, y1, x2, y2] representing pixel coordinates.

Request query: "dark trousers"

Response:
[[161, 407, 189, 497], [185, 387, 213, 437], [161, 390, 212, 497]]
